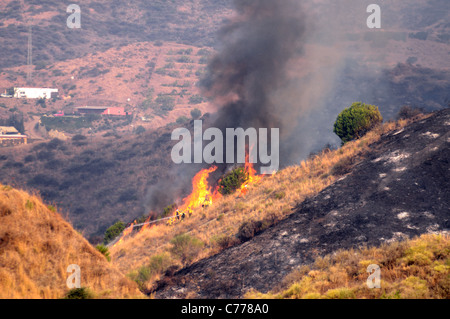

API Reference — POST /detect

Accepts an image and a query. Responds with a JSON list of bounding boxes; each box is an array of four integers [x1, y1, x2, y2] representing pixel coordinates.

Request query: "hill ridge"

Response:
[[154, 108, 450, 298], [0, 183, 142, 298]]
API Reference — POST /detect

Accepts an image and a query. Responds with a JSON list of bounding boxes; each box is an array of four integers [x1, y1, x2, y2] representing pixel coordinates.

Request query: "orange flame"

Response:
[[112, 220, 136, 248], [239, 153, 262, 197], [139, 214, 154, 233], [180, 166, 221, 211]]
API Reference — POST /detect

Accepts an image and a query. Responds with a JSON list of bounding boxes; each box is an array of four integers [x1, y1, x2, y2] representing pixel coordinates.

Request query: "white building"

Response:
[[14, 87, 58, 99]]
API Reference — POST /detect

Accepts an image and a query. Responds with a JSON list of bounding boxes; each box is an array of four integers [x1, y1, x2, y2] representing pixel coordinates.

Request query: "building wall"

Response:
[[0, 137, 27, 147], [14, 88, 58, 99], [102, 107, 126, 116]]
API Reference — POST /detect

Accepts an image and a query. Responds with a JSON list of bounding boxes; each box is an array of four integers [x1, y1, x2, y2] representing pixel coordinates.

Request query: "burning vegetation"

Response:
[[111, 155, 265, 248]]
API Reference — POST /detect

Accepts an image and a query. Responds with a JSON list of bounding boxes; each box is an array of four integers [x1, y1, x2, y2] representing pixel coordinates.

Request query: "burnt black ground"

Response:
[[154, 108, 450, 299]]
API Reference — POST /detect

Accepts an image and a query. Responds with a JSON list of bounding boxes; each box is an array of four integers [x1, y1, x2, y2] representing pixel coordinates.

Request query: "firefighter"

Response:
[[166, 217, 173, 226], [202, 196, 210, 208], [181, 210, 186, 221], [187, 207, 193, 217], [176, 209, 180, 221]]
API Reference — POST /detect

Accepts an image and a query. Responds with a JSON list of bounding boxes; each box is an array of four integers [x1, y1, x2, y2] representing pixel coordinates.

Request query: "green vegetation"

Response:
[[128, 253, 172, 291], [217, 167, 248, 195], [96, 244, 111, 262], [64, 287, 94, 299], [152, 95, 175, 116], [163, 203, 177, 217], [176, 116, 189, 124], [135, 125, 146, 135], [246, 234, 449, 299], [0, 113, 25, 134], [189, 94, 204, 104], [397, 106, 423, 120], [170, 233, 204, 265], [333, 102, 383, 144], [41, 116, 94, 134], [190, 108, 202, 119], [104, 221, 126, 244]]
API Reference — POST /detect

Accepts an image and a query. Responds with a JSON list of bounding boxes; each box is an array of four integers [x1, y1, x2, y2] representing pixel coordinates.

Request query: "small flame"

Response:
[[239, 153, 262, 197], [112, 220, 136, 248]]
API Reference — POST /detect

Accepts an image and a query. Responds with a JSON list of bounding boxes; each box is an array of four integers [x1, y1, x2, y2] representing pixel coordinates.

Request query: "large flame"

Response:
[[180, 166, 221, 210], [112, 160, 264, 247]]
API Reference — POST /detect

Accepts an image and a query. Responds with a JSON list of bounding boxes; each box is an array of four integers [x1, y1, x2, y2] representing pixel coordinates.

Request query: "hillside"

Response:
[[0, 0, 233, 69], [0, 183, 142, 298], [0, 41, 218, 139], [0, 120, 192, 241], [247, 233, 449, 299], [0, 0, 449, 300], [152, 108, 450, 298]]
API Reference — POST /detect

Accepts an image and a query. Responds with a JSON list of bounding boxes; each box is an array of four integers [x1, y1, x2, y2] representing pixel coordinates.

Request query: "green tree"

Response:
[[103, 221, 125, 244], [218, 167, 249, 195], [190, 108, 202, 119], [333, 102, 383, 144]]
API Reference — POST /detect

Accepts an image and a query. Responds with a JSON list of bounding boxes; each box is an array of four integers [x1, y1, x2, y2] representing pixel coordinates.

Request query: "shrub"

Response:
[[190, 108, 202, 119], [153, 95, 175, 116], [218, 167, 248, 195], [330, 156, 355, 176], [36, 98, 46, 108], [333, 102, 383, 144], [95, 244, 111, 262], [103, 221, 125, 244], [25, 200, 34, 210], [189, 94, 204, 105], [64, 287, 94, 299], [397, 106, 423, 120], [237, 214, 280, 242], [213, 235, 240, 250], [162, 203, 177, 217], [176, 56, 193, 63], [169, 233, 204, 264], [135, 125, 146, 135], [176, 116, 189, 124]]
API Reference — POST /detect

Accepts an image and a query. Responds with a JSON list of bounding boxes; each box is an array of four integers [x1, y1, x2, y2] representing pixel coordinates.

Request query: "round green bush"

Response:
[[217, 167, 248, 195], [333, 102, 383, 144]]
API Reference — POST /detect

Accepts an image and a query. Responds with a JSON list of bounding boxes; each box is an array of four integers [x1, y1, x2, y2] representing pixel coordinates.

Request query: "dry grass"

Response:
[[110, 116, 425, 292], [245, 233, 449, 299], [0, 184, 143, 299]]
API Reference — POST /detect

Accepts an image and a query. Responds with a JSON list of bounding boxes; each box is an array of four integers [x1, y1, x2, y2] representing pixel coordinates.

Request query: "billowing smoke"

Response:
[[144, 0, 450, 213], [199, 0, 308, 167], [201, 0, 305, 129]]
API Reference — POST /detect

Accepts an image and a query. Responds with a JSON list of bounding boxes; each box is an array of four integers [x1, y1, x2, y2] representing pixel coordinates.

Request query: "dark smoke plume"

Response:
[[201, 0, 306, 143]]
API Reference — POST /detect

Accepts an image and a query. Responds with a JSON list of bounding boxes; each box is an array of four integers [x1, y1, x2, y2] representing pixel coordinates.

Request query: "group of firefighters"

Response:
[[166, 207, 193, 226], [166, 196, 213, 226]]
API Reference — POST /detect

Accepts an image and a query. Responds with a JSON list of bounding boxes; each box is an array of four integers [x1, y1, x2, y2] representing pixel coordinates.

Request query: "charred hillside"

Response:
[[155, 108, 450, 299]]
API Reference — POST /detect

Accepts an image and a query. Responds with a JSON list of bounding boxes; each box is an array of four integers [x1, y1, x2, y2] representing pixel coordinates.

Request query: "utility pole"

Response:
[[27, 24, 32, 85]]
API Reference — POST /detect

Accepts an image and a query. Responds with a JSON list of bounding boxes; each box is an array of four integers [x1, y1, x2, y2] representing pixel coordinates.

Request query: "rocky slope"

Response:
[[155, 108, 450, 299]]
